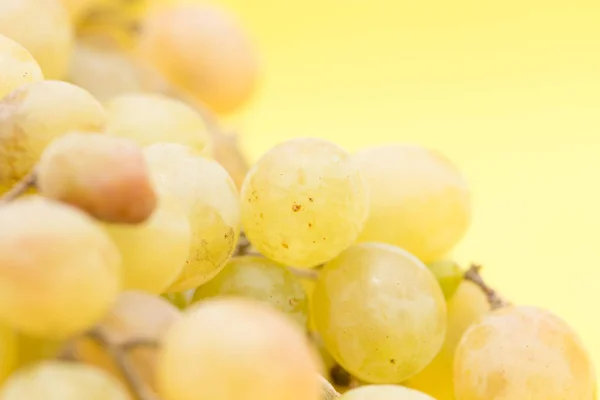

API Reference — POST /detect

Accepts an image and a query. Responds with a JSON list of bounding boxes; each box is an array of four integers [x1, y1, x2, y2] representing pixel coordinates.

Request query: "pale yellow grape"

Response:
[[341, 384, 435, 400], [156, 298, 321, 400], [37, 133, 157, 224], [104, 194, 191, 294], [454, 305, 597, 400], [144, 143, 240, 292], [404, 281, 490, 400], [72, 291, 181, 395], [241, 138, 369, 268], [60, 0, 108, 22], [0, 197, 120, 339], [0, 34, 43, 99], [353, 144, 471, 263], [312, 243, 447, 384], [137, 3, 259, 113], [0, 361, 130, 400], [0, 80, 105, 192], [106, 93, 212, 156], [0, 324, 17, 385], [0, 0, 73, 79], [210, 129, 249, 190], [192, 255, 309, 327]]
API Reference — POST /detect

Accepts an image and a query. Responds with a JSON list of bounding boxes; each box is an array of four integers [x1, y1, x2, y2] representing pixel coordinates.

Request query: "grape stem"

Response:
[[0, 169, 37, 205], [233, 231, 252, 256], [86, 328, 160, 400], [464, 264, 510, 310]]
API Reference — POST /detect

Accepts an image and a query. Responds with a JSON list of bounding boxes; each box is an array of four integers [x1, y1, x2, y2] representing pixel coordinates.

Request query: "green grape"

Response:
[[0, 324, 17, 385], [353, 144, 471, 263], [404, 280, 490, 400], [341, 384, 435, 400], [0, 0, 73, 79], [0, 197, 121, 339], [104, 194, 191, 294], [37, 133, 157, 224], [0, 34, 43, 99], [192, 255, 309, 327], [161, 291, 192, 311], [157, 298, 321, 400], [454, 305, 597, 400], [241, 138, 369, 268], [0, 80, 105, 192], [312, 243, 447, 384], [105, 93, 212, 156], [0, 361, 131, 400], [426, 260, 463, 299], [144, 143, 240, 292]]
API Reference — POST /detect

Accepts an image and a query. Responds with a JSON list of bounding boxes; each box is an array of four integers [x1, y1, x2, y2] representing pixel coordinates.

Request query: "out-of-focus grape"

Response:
[[454, 305, 597, 400], [0, 34, 43, 99], [241, 138, 369, 268], [0, 324, 17, 385], [210, 130, 249, 190], [144, 143, 240, 292], [0, 361, 131, 400], [0, 0, 73, 80], [137, 3, 259, 114], [0, 197, 121, 339], [106, 93, 212, 156], [404, 280, 490, 399], [37, 133, 157, 224], [353, 144, 471, 263], [156, 298, 321, 400], [192, 255, 309, 327], [341, 384, 435, 400], [104, 194, 191, 294], [312, 243, 447, 384], [0, 80, 105, 192]]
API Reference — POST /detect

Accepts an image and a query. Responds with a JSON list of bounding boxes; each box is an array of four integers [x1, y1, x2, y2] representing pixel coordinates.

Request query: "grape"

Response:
[[37, 133, 157, 224], [341, 384, 435, 400], [0, 34, 43, 99], [0, 80, 105, 192], [103, 194, 191, 294], [0, 361, 130, 400], [72, 291, 181, 396], [210, 130, 249, 190], [0, 0, 73, 80], [192, 255, 309, 327], [144, 143, 241, 292], [0, 324, 17, 385], [137, 3, 259, 113], [404, 280, 490, 399], [156, 298, 321, 400], [60, 0, 108, 23], [105, 93, 212, 156], [312, 243, 447, 384], [0, 197, 121, 338], [454, 305, 597, 400], [241, 138, 369, 268], [353, 144, 471, 263], [426, 260, 463, 299]]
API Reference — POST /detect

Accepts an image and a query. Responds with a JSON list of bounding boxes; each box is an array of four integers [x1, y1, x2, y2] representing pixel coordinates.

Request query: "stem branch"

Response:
[[0, 170, 36, 205], [464, 264, 509, 310]]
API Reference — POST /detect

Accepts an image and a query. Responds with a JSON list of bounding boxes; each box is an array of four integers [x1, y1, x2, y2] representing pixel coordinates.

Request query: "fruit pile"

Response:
[[0, 1, 596, 400]]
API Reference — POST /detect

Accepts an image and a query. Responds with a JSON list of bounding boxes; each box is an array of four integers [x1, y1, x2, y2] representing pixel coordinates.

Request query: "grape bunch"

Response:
[[0, 1, 597, 400]]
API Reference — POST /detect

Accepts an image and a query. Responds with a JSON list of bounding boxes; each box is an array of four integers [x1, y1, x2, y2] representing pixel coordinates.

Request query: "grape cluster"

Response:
[[0, 1, 596, 400]]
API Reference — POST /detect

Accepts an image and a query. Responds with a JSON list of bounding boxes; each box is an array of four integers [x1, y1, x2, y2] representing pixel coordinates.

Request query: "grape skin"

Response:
[[0, 80, 105, 192], [0, 34, 43, 99], [353, 144, 471, 263], [144, 143, 241, 292], [0, 324, 17, 385], [0, 197, 121, 339], [103, 194, 191, 294], [192, 255, 309, 327], [312, 243, 447, 384], [454, 305, 597, 400], [105, 93, 212, 156], [403, 280, 490, 400], [156, 298, 321, 400], [0, 361, 130, 400], [37, 133, 157, 224], [0, 0, 73, 80], [341, 384, 435, 399], [241, 138, 369, 268]]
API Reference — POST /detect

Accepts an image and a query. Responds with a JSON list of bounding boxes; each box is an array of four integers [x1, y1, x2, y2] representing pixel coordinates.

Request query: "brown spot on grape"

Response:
[[259, 212, 264, 219], [292, 203, 302, 212], [390, 359, 396, 364], [308, 197, 314, 202], [282, 243, 289, 249], [308, 223, 312, 227]]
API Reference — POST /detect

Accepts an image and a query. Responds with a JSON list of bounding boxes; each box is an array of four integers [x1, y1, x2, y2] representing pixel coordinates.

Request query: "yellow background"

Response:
[[215, 0, 600, 375]]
